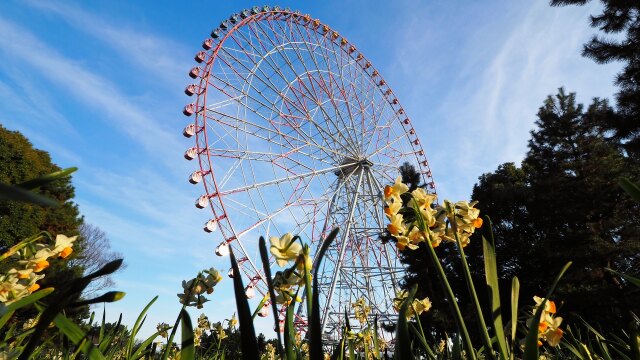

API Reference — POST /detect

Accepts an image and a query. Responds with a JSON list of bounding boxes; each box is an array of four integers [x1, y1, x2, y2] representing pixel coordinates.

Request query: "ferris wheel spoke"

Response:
[[258, 17, 355, 154], [273, 21, 363, 156], [247, 20, 362, 157], [205, 86, 350, 161], [217, 161, 356, 197], [366, 129, 414, 160], [230, 22, 346, 155], [206, 108, 340, 165]]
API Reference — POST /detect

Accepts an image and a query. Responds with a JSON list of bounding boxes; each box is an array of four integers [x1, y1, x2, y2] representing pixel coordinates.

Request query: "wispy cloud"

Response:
[[388, 1, 620, 200], [0, 16, 185, 171], [24, 0, 191, 88]]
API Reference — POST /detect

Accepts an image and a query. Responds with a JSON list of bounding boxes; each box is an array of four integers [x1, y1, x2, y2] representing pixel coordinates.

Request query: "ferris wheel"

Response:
[[182, 6, 435, 342]]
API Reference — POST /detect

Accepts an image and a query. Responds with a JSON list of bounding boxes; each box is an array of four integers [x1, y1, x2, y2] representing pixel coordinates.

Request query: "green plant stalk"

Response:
[[450, 222, 495, 359], [372, 316, 381, 360], [251, 295, 269, 320], [411, 200, 476, 360], [395, 285, 417, 359], [229, 249, 259, 360], [162, 295, 189, 360], [482, 216, 509, 360], [310, 228, 339, 360], [411, 302, 437, 359], [303, 247, 313, 326], [258, 236, 284, 355], [510, 276, 520, 360], [423, 237, 476, 360], [180, 309, 195, 360]]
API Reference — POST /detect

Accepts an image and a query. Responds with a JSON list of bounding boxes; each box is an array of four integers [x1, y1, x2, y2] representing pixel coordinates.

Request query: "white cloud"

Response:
[[388, 1, 621, 200], [0, 16, 185, 172], [24, 0, 191, 89]]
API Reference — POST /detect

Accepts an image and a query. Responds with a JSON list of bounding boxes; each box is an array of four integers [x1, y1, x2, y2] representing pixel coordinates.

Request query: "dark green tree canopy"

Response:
[[551, 0, 640, 156], [0, 124, 82, 248], [472, 89, 640, 331]]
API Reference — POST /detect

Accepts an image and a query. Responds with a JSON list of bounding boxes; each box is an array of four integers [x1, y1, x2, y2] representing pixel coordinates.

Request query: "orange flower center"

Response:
[[60, 247, 73, 259], [387, 224, 398, 235], [28, 283, 40, 293], [548, 300, 556, 314], [384, 185, 393, 198], [472, 218, 483, 228], [384, 207, 392, 216], [539, 322, 548, 332], [34, 260, 49, 272]]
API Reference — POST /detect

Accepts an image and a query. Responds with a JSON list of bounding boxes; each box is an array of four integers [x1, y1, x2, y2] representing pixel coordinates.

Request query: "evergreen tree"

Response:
[[0, 124, 96, 322], [472, 89, 640, 331], [0, 124, 82, 248], [551, 0, 640, 156]]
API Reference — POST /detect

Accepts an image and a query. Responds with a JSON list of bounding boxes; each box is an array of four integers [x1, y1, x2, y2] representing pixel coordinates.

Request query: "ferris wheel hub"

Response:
[[334, 157, 372, 179]]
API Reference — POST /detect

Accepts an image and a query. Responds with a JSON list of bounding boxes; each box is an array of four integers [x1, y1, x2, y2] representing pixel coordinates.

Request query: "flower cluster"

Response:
[[0, 234, 77, 305], [532, 296, 564, 347], [352, 297, 372, 324], [269, 233, 312, 305], [393, 290, 432, 319], [177, 268, 223, 308], [384, 177, 482, 250], [156, 322, 170, 338], [260, 343, 276, 360]]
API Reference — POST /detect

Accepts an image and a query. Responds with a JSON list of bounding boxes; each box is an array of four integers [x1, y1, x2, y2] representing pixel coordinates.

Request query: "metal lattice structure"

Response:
[[182, 5, 435, 343]]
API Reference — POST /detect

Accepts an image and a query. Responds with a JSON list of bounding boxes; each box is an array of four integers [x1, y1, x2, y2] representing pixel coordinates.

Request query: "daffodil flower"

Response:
[[270, 233, 302, 267], [384, 200, 402, 218], [387, 213, 407, 236], [53, 234, 77, 259], [384, 177, 409, 202]]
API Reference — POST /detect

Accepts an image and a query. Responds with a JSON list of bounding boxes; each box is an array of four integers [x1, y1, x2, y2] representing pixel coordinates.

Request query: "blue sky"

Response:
[[0, 0, 621, 339]]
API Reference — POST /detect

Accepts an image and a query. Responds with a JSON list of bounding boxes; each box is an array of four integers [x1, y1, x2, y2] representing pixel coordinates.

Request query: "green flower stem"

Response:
[[423, 230, 477, 360], [453, 229, 496, 359], [303, 246, 313, 323], [162, 277, 198, 360], [411, 200, 476, 359], [411, 302, 437, 359]]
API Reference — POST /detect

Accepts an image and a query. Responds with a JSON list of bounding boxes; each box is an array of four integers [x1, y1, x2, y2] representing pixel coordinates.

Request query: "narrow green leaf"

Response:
[[230, 248, 259, 360], [284, 299, 296, 360], [605, 268, 640, 288], [523, 262, 571, 360], [310, 228, 340, 360], [0, 183, 59, 207], [372, 315, 382, 360], [619, 178, 640, 202], [129, 330, 162, 360], [483, 234, 508, 360], [180, 309, 195, 360], [510, 276, 520, 358], [258, 236, 284, 355], [99, 313, 122, 353], [17, 167, 78, 189], [395, 285, 417, 359], [53, 313, 105, 360], [0, 288, 54, 329], [127, 296, 158, 357]]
